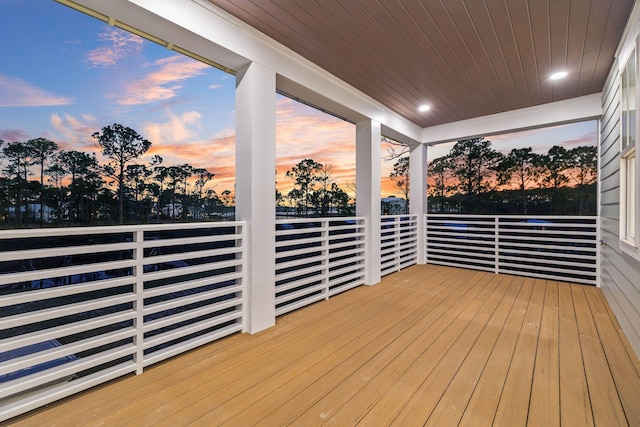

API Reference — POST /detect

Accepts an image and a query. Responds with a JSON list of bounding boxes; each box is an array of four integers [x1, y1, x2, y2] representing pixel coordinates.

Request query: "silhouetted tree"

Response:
[[331, 183, 353, 215], [27, 138, 58, 225], [1, 141, 33, 225], [125, 163, 151, 220], [390, 156, 410, 213], [221, 189, 235, 207], [59, 150, 101, 223], [496, 147, 541, 214], [312, 164, 334, 216], [93, 124, 151, 224], [46, 161, 67, 224], [427, 154, 454, 212], [567, 145, 597, 214], [539, 145, 570, 213], [448, 138, 501, 211], [193, 167, 214, 219], [286, 159, 322, 216]]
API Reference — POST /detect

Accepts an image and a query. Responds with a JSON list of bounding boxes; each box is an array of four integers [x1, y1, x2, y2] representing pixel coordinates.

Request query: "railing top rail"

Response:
[[275, 217, 365, 224], [426, 214, 598, 220], [0, 221, 246, 239]]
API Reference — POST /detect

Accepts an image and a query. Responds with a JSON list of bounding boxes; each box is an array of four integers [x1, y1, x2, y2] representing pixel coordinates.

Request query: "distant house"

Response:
[[162, 203, 183, 218], [8, 204, 55, 222], [381, 197, 407, 215]]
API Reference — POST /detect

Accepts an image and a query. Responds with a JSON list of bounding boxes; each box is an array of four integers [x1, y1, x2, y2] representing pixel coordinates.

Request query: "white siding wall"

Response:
[[600, 13, 640, 356]]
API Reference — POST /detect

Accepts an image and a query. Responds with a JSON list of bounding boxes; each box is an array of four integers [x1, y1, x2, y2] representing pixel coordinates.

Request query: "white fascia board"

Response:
[[616, 0, 640, 67], [68, 0, 422, 142], [421, 93, 602, 145]]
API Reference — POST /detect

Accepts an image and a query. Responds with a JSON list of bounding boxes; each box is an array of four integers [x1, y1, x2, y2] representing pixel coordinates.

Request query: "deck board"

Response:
[[558, 281, 595, 427], [7, 265, 640, 427], [528, 280, 560, 427]]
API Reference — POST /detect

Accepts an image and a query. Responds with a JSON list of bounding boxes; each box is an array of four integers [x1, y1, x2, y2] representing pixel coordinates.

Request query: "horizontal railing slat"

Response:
[[143, 299, 241, 334], [0, 294, 136, 330], [0, 311, 137, 354], [426, 214, 599, 286], [143, 323, 243, 367], [142, 272, 242, 299], [0, 259, 137, 286], [0, 221, 246, 421], [0, 276, 135, 308], [0, 361, 137, 422], [1, 344, 137, 399], [0, 328, 137, 377]]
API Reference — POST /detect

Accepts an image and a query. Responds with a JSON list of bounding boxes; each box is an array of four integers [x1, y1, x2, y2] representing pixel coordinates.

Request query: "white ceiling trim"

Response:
[[421, 93, 602, 145]]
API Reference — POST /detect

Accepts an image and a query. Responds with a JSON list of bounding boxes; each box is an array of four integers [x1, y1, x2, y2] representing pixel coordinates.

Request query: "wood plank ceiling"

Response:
[[206, 0, 633, 128]]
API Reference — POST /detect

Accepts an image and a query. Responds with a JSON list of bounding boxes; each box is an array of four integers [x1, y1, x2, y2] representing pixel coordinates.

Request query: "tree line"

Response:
[[427, 137, 597, 215], [1, 129, 596, 228], [277, 158, 355, 217], [0, 124, 233, 228]]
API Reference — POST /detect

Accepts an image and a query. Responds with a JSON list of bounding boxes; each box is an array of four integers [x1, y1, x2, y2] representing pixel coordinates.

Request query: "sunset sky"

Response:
[[1, 1, 597, 202]]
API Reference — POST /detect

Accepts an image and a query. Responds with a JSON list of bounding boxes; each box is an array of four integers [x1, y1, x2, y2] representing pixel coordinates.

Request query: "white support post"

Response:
[[235, 62, 276, 333], [409, 143, 427, 264], [133, 229, 145, 375], [356, 119, 382, 285]]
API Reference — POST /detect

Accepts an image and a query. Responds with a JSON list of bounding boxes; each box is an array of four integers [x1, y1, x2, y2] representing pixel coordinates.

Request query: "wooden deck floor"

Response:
[[8, 265, 640, 426]]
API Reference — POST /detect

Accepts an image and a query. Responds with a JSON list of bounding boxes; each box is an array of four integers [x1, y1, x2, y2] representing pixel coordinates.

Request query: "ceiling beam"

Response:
[[421, 93, 602, 145]]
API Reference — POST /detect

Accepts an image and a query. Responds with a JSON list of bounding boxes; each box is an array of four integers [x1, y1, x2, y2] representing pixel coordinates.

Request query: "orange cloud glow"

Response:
[[276, 97, 356, 196], [142, 131, 236, 193], [143, 110, 202, 145], [115, 56, 210, 105], [275, 97, 409, 200], [50, 113, 99, 151]]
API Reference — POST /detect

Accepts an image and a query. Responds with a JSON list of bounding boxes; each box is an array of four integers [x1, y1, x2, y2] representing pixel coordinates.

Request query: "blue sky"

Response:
[[0, 0, 238, 191]]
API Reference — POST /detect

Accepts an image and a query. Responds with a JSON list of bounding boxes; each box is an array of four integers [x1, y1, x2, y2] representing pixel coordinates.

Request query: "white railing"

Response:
[[380, 214, 419, 276], [275, 217, 366, 316], [0, 222, 245, 422], [425, 215, 599, 285]]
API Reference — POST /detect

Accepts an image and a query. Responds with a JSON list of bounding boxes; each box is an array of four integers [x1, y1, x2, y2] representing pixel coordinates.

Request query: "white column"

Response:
[[409, 143, 427, 264], [235, 62, 276, 333], [356, 119, 382, 285]]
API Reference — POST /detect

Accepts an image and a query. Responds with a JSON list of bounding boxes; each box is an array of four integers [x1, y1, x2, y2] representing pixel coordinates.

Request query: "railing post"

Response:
[[238, 223, 249, 331], [494, 217, 499, 275], [596, 216, 602, 287], [395, 216, 401, 272], [425, 214, 429, 264], [133, 229, 145, 375], [323, 219, 330, 299]]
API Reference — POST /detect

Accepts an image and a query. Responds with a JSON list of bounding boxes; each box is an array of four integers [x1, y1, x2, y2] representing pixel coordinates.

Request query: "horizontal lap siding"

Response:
[[599, 58, 640, 357]]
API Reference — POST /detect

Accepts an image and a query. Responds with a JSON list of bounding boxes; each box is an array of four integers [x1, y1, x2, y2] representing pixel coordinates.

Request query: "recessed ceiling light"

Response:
[[550, 71, 568, 80], [418, 104, 431, 112]]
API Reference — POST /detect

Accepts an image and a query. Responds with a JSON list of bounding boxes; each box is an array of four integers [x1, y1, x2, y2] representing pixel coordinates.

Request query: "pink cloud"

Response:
[[143, 110, 202, 145], [85, 28, 143, 67], [0, 129, 30, 142], [50, 113, 99, 151], [0, 73, 72, 107], [115, 56, 210, 105]]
